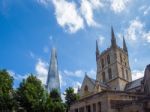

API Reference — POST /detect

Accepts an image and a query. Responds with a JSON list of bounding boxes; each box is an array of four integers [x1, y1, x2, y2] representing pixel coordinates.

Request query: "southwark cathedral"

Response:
[[69, 27, 150, 112]]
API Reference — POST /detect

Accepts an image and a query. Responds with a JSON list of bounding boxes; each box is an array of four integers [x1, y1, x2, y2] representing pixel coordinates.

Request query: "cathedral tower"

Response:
[[96, 27, 132, 91], [46, 47, 60, 93]]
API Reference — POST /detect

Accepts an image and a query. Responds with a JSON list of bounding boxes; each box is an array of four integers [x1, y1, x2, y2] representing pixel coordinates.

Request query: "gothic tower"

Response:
[[46, 47, 60, 93], [96, 27, 132, 91]]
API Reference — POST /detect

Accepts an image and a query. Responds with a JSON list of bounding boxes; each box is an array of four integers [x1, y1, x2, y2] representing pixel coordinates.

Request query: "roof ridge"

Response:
[[130, 77, 143, 83]]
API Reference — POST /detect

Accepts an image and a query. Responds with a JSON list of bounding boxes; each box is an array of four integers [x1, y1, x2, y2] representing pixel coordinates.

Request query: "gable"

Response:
[[79, 75, 95, 97]]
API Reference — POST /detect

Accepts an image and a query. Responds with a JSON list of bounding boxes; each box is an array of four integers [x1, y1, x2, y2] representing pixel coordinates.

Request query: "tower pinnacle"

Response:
[[111, 26, 117, 48], [96, 40, 100, 60], [123, 36, 128, 52], [46, 47, 60, 93]]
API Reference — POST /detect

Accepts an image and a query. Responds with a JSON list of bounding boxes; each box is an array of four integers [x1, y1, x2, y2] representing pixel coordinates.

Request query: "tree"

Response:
[[65, 87, 80, 112], [50, 89, 61, 102], [16, 74, 48, 112], [49, 89, 66, 112], [0, 69, 15, 111], [51, 102, 66, 112]]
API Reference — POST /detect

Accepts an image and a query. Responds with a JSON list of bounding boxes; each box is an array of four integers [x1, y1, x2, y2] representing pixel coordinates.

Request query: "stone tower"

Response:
[[96, 27, 132, 91], [46, 47, 60, 93]]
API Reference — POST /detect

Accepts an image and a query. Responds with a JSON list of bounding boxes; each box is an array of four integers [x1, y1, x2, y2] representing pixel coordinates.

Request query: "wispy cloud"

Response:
[[139, 5, 150, 16], [59, 69, 95, 93], [35, 58, 48, 84], [132, 70, 144, 80], [61, 69, 95, 78], [110, 0, 132, 13], [125, 18, 144, 41], [29, 51, 35, 58], [37, 0, 103, 33], [124, 18, 150, 43], [97, 35, 105, 46], [80, 0, 102, 27], [8, 70, 29, 81], [36, 0, 50, 7], [72, 81, 81, 93], [143, 6, 150, 15], [52, 0, 84, 33]]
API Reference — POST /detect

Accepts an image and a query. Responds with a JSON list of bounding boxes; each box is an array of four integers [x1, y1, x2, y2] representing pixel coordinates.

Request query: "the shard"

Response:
[[46, 47, 60, 93]]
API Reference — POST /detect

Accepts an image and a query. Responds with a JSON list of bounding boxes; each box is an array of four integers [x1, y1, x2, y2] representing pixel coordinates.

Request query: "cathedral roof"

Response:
[[86, 75, 108, 88], [125, 78, 143, 91]]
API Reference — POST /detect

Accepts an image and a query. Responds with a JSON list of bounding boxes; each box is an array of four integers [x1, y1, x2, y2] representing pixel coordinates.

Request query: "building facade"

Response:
[[70, 28, 150, 112], [46, 47, 60, 93]]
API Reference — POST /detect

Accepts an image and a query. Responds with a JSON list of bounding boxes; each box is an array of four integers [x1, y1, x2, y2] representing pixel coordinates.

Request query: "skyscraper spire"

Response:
[[111, 26, 117, 48], [123, 36, 128, 52], [96, 40, 100, 60], [46, 47, 60, 93]]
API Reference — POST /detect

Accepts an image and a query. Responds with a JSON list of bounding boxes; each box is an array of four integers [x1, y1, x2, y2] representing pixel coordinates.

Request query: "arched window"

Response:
[[84, 85, 88, 92], [101, 58, 104, 68], [107, 55, 110, 64], [102, 72, 106, 83], [108, 68, 112, 80]]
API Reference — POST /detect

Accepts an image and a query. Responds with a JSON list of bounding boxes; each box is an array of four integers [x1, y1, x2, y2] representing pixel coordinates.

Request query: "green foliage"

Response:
[[0, 69, 15, 111], [49, 89, 66, 112], [50, 88, 61, 102], [0, 69, 67, 112], [16, 74, 48, 112], [65, 87, 80, 111], [0, 69, 13, 94]]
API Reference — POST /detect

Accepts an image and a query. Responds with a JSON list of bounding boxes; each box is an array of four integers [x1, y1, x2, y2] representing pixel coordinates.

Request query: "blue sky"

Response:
[[0, 0, 150, 93]]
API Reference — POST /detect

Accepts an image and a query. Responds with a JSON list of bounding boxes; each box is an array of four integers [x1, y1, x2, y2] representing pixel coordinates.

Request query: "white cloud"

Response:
[[59, 73, 67, 87], [97, 35, 104, 46], [52, 0, 84, 33], [110, 0, 131, 13], [8, 70, 28, 80], [143, 6, 150, 15], [80, 0, 101, 27], [63, 69, 84, 78], [124, 18, 150, 43], [59, 69, 95, 93], [89, 0, 103, 9], [73, 81, 81, 93], [139, 5, 146, 11], [37, 0, 103, 33], [125, 19, 144, 41], [139, 5, 150, 16], [29, 51, 35, 58], [36, 0, 50, 7], [87, 69, 96, 78], [143, 31, 150, 43], [132, 70, 144, 80], [35, 58, 48, 84], [62, 69, 95, 78]]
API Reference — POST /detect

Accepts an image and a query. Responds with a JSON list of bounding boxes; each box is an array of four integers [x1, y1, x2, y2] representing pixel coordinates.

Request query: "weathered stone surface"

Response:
[[143, 64, 150, 95], [71, 28, 150, 112]]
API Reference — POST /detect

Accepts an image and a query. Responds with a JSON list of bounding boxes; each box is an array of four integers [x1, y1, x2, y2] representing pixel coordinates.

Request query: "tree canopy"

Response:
[[65, 87, 79, 111], [0, 69, 79, 112], [0, 69, 15, 111], [50, 88, 61, 102], [16, 74, 48, 111]]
